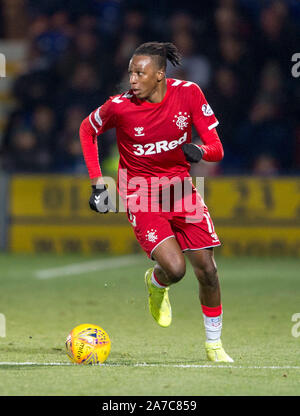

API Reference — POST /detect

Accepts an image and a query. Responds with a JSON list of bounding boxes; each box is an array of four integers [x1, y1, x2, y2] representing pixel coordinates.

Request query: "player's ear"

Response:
[[157, 69, 165, 82]]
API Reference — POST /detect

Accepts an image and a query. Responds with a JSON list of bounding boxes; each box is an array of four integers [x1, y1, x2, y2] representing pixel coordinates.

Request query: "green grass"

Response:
[[0, 253, 299, 396]]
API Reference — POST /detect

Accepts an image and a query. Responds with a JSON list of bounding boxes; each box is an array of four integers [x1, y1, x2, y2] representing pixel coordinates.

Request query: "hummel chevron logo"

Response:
[[134, 127, 145, 136], [112, 92, 133, 104], [94, 195, 101, 203], [123, 92, 133, 99], [112, 96, 123, 104]]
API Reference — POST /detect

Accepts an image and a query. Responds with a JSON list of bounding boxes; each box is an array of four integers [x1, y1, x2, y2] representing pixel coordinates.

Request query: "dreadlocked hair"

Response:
[[133, 42, 182, 70]]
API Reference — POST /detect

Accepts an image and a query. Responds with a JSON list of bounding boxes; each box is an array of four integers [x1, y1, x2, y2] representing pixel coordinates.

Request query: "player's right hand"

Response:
[[182, 143, 204, 163], [89, 185, 117, 213]]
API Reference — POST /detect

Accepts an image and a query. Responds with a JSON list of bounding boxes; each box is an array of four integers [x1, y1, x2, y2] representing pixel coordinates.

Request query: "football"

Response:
[[65, 323, 111, 364]]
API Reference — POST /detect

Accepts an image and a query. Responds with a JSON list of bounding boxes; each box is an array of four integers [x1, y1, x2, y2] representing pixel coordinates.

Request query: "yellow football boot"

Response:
[[144, 268, 172, 328], [205, 340, 234, 363]]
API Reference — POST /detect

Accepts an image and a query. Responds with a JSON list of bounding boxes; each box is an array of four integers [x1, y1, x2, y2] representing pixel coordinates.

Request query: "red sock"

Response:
[[201, 304, 222, 317], [201, 304, 223, 342]]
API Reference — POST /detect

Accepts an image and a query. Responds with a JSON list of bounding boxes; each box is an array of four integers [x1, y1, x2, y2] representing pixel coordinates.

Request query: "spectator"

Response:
[[252, 154, 280, 176], [0, 0, 299, 175], [234, 96, 294, 173], [214, 5, 240, 37], [12, 56, 58, 109], [168, 10, 199, 35], [206, 66, 244, 172], [167, 31, 211, 89], [31, 105, 57, 161], [55, 136, 87, 174], [254, 1, 299, 79], [1, 105, 57, 172], [207, 3, 253, 53], [2, 129, 52, 172], [55, 29, 108, 88], [55, 105, 87, 173], [55, 62, 105, 116], [257, 61, 288, 111], [30, 11, 72, 67], [215, 34, 257, 103]]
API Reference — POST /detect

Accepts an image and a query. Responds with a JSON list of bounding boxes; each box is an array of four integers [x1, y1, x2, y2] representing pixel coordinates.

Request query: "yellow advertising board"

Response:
[[9, 224, 141, 255], [9, 224, 300, 257], [204, 178, 300, 224], [10, 175, 100, 219], [8, 175, 300, 256]]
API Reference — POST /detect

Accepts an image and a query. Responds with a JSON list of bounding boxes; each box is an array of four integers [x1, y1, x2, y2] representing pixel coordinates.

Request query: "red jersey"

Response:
[[80, 78, 223, 192]]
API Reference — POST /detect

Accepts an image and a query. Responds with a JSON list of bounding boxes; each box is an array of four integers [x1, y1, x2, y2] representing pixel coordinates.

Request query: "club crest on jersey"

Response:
[[202, 104, 214, 116], [145, 229, 158, 243], [134, 127, 145, 136], [173, 112, 190, 130]]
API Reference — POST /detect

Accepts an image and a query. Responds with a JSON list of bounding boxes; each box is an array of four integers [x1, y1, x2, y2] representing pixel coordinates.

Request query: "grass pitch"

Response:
[[0, 252, 299, 396]]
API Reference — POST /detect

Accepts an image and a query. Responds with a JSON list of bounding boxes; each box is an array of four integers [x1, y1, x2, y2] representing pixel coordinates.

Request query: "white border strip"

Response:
[[94, 107, 102, 126], [208, 121, 219, 130], [182, 243, 221, 252], [89, 113, 98, 133], [34, 255, 145, 279], [0, 362, 300, 370]]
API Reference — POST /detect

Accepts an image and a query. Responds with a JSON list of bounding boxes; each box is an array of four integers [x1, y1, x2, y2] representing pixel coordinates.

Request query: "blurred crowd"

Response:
[[0, 0, 299, 176]]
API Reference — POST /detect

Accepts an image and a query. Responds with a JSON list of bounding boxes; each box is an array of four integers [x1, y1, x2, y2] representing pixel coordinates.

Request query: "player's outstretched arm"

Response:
[[79, 116, 102, 179], [79, 115, 117, 214], [189, 83, 224, 163]]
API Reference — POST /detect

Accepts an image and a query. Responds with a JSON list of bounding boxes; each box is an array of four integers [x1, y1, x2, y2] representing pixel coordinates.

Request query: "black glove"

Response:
[[89, 184, 117, 213], [182, 143, 204, 163]]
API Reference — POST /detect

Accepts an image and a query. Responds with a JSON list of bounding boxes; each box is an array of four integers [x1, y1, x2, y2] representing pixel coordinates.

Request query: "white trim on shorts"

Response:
[[182, 243, 221, 252], [150, 235, 176, 260]]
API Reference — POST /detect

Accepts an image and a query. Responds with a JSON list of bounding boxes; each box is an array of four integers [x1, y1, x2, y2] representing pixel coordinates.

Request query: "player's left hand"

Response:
[[182, 143, 204, 163], [89, 184, 118, 213]]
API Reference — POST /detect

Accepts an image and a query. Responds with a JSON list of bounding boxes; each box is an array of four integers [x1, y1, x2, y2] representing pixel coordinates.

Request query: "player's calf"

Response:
[[194, 262, 218, 289]]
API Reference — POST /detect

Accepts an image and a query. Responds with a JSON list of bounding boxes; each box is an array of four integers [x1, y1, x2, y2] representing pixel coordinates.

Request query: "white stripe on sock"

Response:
[[151, 271, 168, 288]]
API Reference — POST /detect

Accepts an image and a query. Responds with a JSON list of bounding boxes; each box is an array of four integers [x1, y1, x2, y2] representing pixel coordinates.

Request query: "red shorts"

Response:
[[126, 185, 220, 259]]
